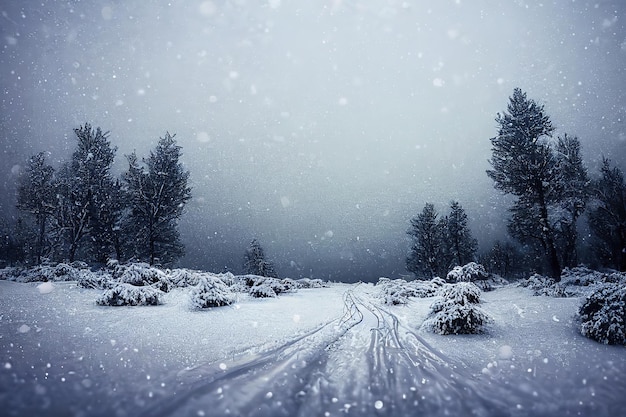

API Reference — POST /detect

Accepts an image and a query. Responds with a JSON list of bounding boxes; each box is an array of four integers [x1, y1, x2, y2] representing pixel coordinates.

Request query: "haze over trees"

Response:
[[406, 201, 477, 279], [123, 132, 192, 266], [487, 88, 590, 280], [587, 158, 626, 271], [8, 124, 191, 267], [2, 88, 626, 278], [243, 239, 279, 278]]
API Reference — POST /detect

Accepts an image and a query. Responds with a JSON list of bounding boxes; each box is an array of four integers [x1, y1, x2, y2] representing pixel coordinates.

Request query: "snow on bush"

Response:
[[446, 262, 505, 291], [423, 282, 492, 335], [376, 278, 411, 305], [579, 283, 626, 345], [446, 262, 489, 283], [242, 276, 286, 297], [409, 278, 446, 298], [281, 278, 298, 292], [296, 278, 327, 289], [0, 263, 91, 283], [519, 269, 626, 298], [189, 276, 236, 309], [376, 277, 445, 305], [168, 268, 200, 287], [77, 271, 115, 289], [249, 281, 278, 298], [96, 283, 164, 306], [118, 263, 172, 292]]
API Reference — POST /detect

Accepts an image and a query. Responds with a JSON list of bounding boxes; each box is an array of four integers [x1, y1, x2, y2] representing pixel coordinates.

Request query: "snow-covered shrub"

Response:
[[445, 262, 503, 291], [244, 276, 285, 296], [77, 271, 115, 289], [579, 283, 626, 345], [96, 283, 164, 306], [0, 267, 24, 281], [168, 268, 201, 287], [423, 282, 492, 335], [604, 272, 626, 284], [446, 262, 489, 283], [408, 278, 446, 298], [281, 278, 298, 292], [249, 282, 278, 298], [296, 278, 327, 288], [189, 276, 235, 309], [377, 279, 411, 305], [119, 263, 172, 292], [561, 267, 602, 286], [520, 269, 626, 298], [517, 273, 557, 293], [215, 272, 236, 287], [376, 277, 444, 304]]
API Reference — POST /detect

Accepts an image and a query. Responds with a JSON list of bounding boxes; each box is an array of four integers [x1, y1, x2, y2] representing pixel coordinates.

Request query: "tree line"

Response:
[[407, 88, 626, 280], [1, 124, 191, 267]]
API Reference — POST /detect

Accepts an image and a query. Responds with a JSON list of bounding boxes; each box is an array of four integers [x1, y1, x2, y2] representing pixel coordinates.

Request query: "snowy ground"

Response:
[[1, 280, 625, 417]]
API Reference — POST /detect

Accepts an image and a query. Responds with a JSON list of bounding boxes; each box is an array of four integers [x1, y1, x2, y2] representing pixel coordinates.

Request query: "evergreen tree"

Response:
[[481, 240, 521, 278], [243, 239, 278, 277], [553, 134, 589, 267], [54, 124, 117, 263], [444, 201, 477, 268], [587, 158, 626, 271], [16, 152, 55, 264], [406, 203, 446, 278], [0, 217, 30, 267], [487, 88, 561, 279], [124, 132, 191, 266]]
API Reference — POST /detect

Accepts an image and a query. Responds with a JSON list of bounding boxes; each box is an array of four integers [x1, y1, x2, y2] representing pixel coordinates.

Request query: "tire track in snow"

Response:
[[140, 290, 364, 417], [141, 289, 525, 417]]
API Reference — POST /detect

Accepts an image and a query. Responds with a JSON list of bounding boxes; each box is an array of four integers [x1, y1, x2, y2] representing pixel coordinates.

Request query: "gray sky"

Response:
[[1, 0, 625, 281]]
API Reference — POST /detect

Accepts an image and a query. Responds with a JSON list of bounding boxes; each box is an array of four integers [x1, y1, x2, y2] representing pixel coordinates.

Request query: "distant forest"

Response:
[[1, 89, 625, 279]]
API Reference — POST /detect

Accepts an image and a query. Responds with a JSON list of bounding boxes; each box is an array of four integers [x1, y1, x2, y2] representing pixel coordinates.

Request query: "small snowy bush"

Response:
[[409, 278, 446, 298], [517, 273, 563, 296], [579, 283, 626, 345], [244, 276, 285, 296], [281, 278, 298, 292], [446, 262, 502, 291], [0, 267, 24, 281], [119, 263, 172, 292], [77, 271, 115, 289], [423, 282, 492, 335], [376, 277, 444, 305], [446, 262, 489, 283], [378, 280, 411, 305], [189, 276, 235, 309], [96, 283, 164, 306], [168, 268, 200, 287], [249, 282, 278, 298], [296, 278, 327, 289]]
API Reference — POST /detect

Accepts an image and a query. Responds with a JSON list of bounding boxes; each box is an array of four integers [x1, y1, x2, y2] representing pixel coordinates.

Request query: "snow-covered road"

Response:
[[142, 288, 527, 417], [2, 280, 625, 417]]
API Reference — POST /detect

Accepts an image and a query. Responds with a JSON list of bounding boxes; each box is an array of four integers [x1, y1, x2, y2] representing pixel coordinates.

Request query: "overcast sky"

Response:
[[1, 0, 625, 281]]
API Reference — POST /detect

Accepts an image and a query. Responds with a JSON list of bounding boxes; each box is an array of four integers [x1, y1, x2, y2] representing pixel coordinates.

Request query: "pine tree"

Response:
[[445, 201, 477, 268], [124, 132, 191, 266], [587, 158, 626, 271], [487, 88, 561, 279], [553, 134, 589, 267], [54, 124, 117, 263], [407, 203, 446, 279], [243, 239, 278, 277], [16, 152, 56, 264]]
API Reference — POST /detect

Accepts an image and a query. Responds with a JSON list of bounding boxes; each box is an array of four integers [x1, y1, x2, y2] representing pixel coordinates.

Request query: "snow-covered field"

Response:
[[1, 276, 625, 417]]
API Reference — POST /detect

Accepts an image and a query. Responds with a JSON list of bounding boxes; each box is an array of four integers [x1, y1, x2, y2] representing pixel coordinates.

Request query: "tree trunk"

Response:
[[538, 187, 561, 280], [68, 243, 76, 263], [36, 214, 46, 265]]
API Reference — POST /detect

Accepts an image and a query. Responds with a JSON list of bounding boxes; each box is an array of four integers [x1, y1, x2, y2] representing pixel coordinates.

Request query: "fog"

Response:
[[1, 1, 625, 281]]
